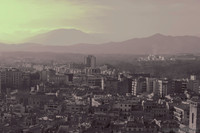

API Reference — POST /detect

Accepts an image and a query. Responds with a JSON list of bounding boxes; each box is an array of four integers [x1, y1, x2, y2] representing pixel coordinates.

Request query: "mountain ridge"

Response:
[[26, 29, 109, 46], [1, 33, 200, 55]]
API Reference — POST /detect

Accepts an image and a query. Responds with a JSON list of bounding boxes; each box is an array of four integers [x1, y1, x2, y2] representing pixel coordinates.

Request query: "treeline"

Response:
[[115, 60, 200, 79]]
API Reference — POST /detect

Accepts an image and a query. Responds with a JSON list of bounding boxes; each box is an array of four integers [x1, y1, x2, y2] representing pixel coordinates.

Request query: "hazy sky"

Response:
[[0, 0, 200, 43]]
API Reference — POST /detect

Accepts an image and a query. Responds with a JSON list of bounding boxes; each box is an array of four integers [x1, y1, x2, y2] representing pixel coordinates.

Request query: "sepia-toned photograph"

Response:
[[0, 0, 200, 133]]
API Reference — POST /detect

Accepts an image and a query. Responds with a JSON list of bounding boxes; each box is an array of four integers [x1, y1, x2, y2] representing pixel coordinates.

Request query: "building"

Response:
[[132, 79, 137, 96], [0, 75, 1, 94], [118, 77, 132, 95], [112, 100, 140, 112], [22, 72, 31, 90], [156, 79, 172, 98], [132, 77, 147, 96], [44, 101, 62, 114], [84, 55, 96, 68], [104, 78, 118, 91], [40, 69, 55, 82], [125, 118, 159, 133], [85, 68, 100, 75], [188, 75, 200, 94], [189, 96, 200, 133], [172, 79, 188, 94], [118, 73, 125, 82], [0, 68, 23, 92], [86, 76, 102, 87], [173, 103, 189, 125], [154, 80, 162, 97], [65, 73, 73, 82], [142, 100, 168, 120], [40, 69, 73, 85], [146, 78, 156, 93]]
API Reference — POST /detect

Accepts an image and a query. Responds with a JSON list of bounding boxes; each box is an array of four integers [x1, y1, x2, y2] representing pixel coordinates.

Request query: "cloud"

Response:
[[0, 0, 200, 43]]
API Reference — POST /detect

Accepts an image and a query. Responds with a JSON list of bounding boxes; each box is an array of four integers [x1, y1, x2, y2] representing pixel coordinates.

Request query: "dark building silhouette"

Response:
[[172, 80, 187, 94], [84, 55, 96, 68], [0, 68, 23, 93]]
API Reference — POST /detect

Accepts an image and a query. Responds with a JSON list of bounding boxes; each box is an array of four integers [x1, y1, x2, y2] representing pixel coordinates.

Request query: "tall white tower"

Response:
[[101, 77, 105, 90], [189, 96, 200, 133]]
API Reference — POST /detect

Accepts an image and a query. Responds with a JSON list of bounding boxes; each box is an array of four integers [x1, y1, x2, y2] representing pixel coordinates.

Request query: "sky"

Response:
[[0, 0, 200, 43]]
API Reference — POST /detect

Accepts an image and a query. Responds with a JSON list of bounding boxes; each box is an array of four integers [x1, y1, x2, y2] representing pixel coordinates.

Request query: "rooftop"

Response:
[[174, 103, 189, 110], [190, 96, 200, 103]]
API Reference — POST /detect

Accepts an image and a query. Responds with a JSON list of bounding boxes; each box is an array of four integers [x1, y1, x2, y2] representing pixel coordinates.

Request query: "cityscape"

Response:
[[0, 54, 200, 133], [1, 0, 200, 133]]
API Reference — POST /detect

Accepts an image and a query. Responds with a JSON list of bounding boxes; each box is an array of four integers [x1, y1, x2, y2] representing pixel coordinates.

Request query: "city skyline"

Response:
[[1, 1, 200, 132]]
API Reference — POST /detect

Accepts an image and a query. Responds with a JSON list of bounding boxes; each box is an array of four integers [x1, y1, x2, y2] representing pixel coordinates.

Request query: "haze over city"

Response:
[[2, 1, 200, 133]]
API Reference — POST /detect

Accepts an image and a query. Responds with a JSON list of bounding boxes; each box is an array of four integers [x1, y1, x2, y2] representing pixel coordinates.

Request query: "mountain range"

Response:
[[1, 29, 200, 55], [27, 29, 109, 45]]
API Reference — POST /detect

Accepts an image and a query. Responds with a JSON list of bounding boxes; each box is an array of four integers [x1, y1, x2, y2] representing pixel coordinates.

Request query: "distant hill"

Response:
[[27, 29, 108, 46], [1, 33, 200, 55]]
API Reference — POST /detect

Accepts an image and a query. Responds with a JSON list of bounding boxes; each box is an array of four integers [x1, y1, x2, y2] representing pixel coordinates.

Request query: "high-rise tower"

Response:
[[189, 96, 200, 133], [84, 55, 96, 68]]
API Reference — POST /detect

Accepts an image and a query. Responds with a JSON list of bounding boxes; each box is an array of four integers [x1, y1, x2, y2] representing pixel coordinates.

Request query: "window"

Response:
[[192, 113, 194, 124]]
